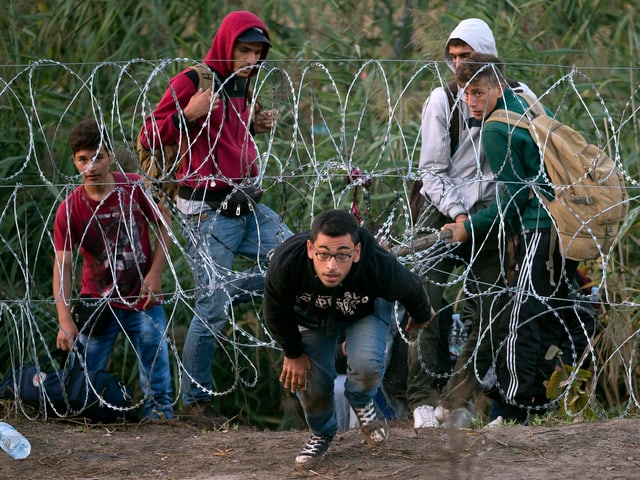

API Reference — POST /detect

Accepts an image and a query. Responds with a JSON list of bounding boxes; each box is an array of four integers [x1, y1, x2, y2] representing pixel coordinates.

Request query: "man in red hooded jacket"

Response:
[[141, 10, 292, 427]]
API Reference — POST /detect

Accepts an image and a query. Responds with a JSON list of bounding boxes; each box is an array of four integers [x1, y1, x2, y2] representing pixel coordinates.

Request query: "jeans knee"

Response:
[[348, 366, 383, 391]]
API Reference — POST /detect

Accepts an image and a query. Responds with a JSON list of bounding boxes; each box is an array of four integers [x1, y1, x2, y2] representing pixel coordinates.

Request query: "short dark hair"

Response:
[[310, 209, 360, 244], [447, 38, 470, 49], [69, 119, 112, 155], [455, 52, 505, 87]]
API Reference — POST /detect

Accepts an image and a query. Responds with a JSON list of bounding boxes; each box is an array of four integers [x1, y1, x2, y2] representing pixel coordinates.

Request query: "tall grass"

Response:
[[1, 0, 639, 426]]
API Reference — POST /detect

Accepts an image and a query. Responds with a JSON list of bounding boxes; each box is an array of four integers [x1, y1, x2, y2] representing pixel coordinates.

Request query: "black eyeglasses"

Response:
[[311, 245, 354, 263]]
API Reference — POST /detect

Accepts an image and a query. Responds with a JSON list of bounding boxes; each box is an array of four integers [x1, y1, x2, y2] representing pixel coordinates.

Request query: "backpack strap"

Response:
[[445, 81, 460, 152], [487, 92, 546, 128], [184, 64, 214, 91]]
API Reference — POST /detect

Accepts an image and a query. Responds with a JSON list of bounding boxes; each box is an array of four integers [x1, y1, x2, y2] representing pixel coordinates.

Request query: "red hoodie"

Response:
[[141, 11, 271, 196]]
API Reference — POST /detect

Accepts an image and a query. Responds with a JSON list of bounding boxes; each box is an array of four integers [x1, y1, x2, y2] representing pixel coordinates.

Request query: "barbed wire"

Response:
[[0, 58, 638, 421]]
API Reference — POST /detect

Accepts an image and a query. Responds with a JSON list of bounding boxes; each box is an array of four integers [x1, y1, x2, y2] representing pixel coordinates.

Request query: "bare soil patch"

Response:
[[2, 417, 639, 479]]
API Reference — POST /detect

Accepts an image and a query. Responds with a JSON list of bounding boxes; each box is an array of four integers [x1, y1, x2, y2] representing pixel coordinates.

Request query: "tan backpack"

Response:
[[486, 95, 629, 261], [136, 64, 214, 203]]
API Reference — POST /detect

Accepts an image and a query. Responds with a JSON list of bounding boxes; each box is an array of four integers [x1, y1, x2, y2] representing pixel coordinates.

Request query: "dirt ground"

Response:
[[1, 416, 639, 480]]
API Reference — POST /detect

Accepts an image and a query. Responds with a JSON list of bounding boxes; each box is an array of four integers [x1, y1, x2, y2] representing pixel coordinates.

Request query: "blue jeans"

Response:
[[81, 304, 173, 419], [180, 204, 292, 405], [299, 298, 392, 437]]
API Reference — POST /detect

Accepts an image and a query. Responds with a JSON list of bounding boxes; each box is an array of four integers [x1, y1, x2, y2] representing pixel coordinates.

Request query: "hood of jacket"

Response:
[[444, 18, 497, 73], [203, 10, 271, 78]]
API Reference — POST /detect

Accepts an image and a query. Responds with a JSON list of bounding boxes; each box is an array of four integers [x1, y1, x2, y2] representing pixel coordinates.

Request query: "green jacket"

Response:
[[464, 88, 554, 237]]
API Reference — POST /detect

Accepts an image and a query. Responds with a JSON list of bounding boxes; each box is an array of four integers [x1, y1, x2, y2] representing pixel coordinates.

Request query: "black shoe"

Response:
[[178, 401, 229, 429], [295, 433, 333, 468], [501, 405, 529, 425], [352, 400, 389, 446]]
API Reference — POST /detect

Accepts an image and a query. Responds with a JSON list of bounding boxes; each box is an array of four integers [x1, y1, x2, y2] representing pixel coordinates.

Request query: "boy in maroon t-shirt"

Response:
[[53, 119, 173, 419]]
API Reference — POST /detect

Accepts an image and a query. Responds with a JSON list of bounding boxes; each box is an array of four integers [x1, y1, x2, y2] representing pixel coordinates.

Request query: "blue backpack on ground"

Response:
[[0, 347, 136, 423]]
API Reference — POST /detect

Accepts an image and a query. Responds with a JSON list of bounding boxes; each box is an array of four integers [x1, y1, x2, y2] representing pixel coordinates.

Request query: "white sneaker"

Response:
[[413, 405, 439, 428], [486, 416, 504, 428], [434, 405, 450, 423]]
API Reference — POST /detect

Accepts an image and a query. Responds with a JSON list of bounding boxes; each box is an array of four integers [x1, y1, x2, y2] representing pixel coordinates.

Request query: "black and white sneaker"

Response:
[[295, 433, 333, 467], [352, 400, 389, 446]]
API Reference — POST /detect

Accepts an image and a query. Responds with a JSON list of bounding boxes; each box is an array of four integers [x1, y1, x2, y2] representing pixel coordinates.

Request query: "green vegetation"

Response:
[[1, 0, 639, 428]]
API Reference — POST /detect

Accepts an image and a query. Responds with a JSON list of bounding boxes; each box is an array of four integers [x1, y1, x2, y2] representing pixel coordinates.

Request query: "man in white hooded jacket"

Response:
[[407, 18, 535, 428]]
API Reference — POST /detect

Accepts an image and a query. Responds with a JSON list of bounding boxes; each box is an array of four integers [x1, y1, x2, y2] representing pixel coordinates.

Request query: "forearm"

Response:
[[53, 251, 78, 350], [141, 222, 170, 308], [263, 300, 304, 359], [53, 253, 72, 316], [385, 265, 432, 324], [141, 74, 196, 148], [266, 318, 304, 359], [148, 221, 170, 278], [420, 173, 467, 219]]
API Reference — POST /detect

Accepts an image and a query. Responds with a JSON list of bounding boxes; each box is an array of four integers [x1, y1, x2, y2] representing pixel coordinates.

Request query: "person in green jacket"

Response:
[[443, 52, 579, 424]]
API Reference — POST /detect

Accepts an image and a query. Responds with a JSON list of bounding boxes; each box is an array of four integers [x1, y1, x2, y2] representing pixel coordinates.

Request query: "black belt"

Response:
[[178, 185, 232, 202]]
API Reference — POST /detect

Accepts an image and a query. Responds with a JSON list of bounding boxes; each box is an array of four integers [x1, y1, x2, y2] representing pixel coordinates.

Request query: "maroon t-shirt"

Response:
[[54, 172, 161, 310]]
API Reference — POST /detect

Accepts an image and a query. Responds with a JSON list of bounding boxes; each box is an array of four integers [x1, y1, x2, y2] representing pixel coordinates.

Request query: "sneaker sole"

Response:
[[361, 424, 389, 447], [295, 454, 326, 469]]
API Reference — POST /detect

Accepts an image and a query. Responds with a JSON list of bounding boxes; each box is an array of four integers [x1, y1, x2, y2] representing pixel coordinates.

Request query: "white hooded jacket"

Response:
[[418, 18, 535, 220]]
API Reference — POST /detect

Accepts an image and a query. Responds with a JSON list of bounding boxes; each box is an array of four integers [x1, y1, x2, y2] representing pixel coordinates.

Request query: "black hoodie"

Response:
[[263, 228, 432, 358]]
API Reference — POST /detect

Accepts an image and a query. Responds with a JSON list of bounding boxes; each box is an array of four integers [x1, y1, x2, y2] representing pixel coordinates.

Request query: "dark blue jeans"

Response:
[[180, 204, 292, 405], [298, 298, 392, 437], [81, 304, 173, 419]]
